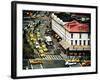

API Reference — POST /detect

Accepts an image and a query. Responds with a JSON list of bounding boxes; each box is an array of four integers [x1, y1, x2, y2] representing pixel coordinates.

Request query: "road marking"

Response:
[[26, 66, 28, 70], [40, 64, 43, 69], [31, 64, 33, 69], [47, 55, 50, 60], [42, 55, 63, 60]]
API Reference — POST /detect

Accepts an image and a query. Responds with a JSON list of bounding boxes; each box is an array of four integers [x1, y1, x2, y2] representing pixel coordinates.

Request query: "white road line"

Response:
[[49, 55, 52, 60], [53, 56, 56, 60], [52, 55, 55, 60], [45, 55, 48, 60], [31, 64, 33, 69], [47, 55, 50, 60], [40, 64, 43, 69], [56, 56, 59, 60], [50, 55, 52, 59], [52, 55, 55, 59], [26, 66, 28, 70], [58, 56, 62, 60]]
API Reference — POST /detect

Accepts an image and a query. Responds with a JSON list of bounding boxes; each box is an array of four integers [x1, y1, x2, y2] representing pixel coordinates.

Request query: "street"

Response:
[[23, 11, 90, 70]]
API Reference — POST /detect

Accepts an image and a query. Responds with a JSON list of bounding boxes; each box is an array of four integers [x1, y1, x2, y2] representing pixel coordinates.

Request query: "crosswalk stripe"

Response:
[[40, 64, 43, 69], [31, 64, 34, 69], [58, 56, 62, 60], [47, 55, 51, 60], [49, 55, 52, 60], [42, 55, 63, 60], [26, 66, 28, 70]]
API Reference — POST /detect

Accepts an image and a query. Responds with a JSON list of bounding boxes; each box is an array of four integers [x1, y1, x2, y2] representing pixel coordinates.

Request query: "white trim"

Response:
[[17, 3, 96, 77]]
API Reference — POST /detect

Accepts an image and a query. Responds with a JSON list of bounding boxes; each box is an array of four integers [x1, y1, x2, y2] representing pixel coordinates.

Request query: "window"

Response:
[[71, 40, 73, 45], [88, 34, 90, 39], [71, 33, 73, 38], [83, 40, 86, 45], [88, 40, 90, 45], [79, 40, 81, 45], [79, 34, 81, 39], [75, 40, 77, 45]]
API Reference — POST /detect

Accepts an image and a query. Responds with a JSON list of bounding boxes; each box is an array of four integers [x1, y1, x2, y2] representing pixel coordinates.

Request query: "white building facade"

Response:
[[51, 13, 90, 51]]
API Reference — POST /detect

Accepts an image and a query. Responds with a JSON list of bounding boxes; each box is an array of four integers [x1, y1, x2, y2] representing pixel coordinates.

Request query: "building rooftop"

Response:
[[54, 12, 72, 22], [64, 20, 89, 33]]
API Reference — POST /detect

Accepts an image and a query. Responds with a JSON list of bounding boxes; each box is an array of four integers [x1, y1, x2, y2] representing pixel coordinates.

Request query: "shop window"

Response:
[[79, 40, 81, 45], [88, 40, 90, 45], [75, 40, 77, 45], [71, 40, 73, 45]]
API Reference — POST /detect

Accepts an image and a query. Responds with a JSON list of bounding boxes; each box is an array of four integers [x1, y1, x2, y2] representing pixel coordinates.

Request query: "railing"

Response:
[[69, 45, 90, 50]]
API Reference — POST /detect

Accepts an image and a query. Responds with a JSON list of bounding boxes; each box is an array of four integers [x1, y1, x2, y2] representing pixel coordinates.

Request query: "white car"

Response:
[[65, 61, 77, 67], [35, 41, 40, 48], [45, 36, 53, 46]]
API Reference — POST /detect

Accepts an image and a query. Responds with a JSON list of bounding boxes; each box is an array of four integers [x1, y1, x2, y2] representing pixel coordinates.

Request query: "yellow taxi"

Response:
[[42, 47, 48, 52], [29, 33, 34, 37], [41, 42, 46, 47], [38, 47, 44, 54], [75, 59, 80, 63], [40, 54, 46, 58], [81, 60, 91, 66], [72, 58, 80, 63], [36, 32, 41, 37], [30, 37, 36, 41], [41, 42, 48, 52], [29, 59, 43, 64], [64, 59, 71, 62]]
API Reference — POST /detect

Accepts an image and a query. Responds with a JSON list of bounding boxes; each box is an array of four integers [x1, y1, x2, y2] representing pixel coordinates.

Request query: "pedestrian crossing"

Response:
[[42, 55, 63, 60]]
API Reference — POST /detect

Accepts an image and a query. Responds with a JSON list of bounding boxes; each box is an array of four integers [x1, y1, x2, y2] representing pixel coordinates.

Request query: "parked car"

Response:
[[71, 14, 90, 22], [81, 60, 91, 66]]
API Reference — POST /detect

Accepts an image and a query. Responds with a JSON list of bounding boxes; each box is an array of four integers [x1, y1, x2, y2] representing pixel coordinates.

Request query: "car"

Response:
[[42, 47, 48, 52], [29, 59, 43, 64], [71, 58, 80, 63], [81, 60, 91, 66], [45, 29, 52, 35], [71, 14, 90, 22], [35, 41, 40, 48], [38, 47, 44, 54], [29, 33, 34, 38], [40, 54, 46, 58], [30, 37, 36, 41], [36, 32, 41, 37], [41, 42, 48, 52], [37, 37, 43, 41], [41, 42, 46, 47], [45, 36, 53, 46], [65, 61, 77, 67]]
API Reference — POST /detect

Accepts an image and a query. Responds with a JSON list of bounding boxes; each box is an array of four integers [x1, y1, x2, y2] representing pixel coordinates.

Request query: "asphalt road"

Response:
[[23, 13, 82, 70]]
